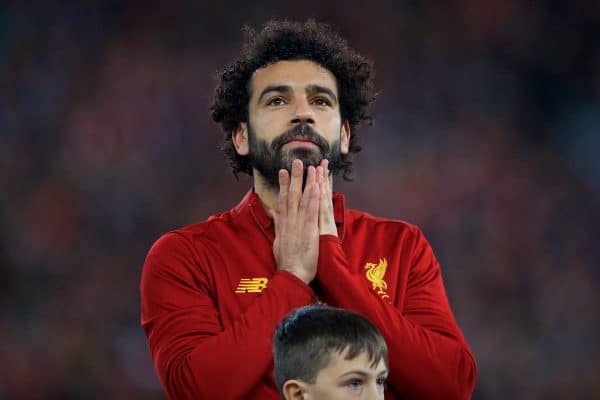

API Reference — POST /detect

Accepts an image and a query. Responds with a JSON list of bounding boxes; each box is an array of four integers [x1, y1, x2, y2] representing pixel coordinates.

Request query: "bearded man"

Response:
[[140, 19, 477, 400]]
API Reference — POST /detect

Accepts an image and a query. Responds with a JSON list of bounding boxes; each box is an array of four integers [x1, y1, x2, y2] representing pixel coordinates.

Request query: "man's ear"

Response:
[[232, 122, 249, 156], [341, 120, 351, 154], [282, 379, 308, 400]]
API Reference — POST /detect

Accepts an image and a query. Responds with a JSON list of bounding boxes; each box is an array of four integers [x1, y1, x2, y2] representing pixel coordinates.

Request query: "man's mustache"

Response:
[[270, 124, 330, 153]]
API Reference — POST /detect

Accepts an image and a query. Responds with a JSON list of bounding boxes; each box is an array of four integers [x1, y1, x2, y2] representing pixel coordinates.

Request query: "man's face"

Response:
[[234, 59, 350, 188], [287, 349, 388, 400]]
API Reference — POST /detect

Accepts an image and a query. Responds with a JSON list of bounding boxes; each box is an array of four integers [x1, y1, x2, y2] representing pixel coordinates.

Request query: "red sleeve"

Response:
[[140, 232, 315, 399], [316, 231, 477, 400]]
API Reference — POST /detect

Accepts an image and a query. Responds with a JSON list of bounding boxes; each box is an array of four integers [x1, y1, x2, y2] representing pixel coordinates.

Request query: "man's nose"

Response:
[[290, 97, 315, 125]]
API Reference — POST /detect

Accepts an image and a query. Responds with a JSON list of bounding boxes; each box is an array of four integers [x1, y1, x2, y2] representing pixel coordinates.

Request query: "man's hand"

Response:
[[317, 159, 338, 237], [270, 159, 320, 284]]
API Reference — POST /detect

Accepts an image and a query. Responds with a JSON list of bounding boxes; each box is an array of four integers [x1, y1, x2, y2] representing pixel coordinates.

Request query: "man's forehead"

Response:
[[249, 59, 338, 95]]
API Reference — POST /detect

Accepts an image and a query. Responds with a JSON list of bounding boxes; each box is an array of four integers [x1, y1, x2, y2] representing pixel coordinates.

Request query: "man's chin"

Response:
[[281, 149, 323, 169]]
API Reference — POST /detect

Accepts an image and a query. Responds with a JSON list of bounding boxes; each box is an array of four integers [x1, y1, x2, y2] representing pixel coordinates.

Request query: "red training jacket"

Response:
[[140, 190, 477, 399]]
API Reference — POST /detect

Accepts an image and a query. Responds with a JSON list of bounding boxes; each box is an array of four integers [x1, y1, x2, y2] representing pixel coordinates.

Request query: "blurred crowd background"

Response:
[[1, 1, 598, 399]]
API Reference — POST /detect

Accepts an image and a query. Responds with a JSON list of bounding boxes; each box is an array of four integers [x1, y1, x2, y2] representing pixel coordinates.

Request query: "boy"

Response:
[[273, 305, 388, 400]]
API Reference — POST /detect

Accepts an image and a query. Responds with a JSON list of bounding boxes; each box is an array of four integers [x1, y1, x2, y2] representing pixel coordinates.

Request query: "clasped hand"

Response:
[[269, 159, 337, 284]]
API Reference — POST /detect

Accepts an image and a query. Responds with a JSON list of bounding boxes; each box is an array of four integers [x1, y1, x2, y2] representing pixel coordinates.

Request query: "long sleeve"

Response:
[[316, 231, 477, 400], [140, 232, 315, 399]]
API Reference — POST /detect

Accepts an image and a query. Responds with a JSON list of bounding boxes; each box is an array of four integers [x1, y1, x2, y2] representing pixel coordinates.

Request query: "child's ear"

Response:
[[282, 379, 308, 400]]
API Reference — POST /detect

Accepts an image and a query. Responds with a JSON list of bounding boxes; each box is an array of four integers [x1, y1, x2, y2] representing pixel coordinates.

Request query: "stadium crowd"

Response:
[[1, 1, 598, 398]]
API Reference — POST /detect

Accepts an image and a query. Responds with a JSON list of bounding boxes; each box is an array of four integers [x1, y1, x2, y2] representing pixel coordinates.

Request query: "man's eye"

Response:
[[313, 98, 331, 106], [267, 97, 285, 106], [376, 377, 387, 387]]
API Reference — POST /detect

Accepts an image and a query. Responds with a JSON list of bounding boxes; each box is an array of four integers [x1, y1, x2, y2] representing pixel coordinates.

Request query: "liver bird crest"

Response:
[[364, 258, 390, 301]]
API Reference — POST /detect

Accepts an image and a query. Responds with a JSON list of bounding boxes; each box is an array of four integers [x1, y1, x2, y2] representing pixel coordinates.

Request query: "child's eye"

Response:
[[376, 377, 387, 387], [346, 378, 363, 390]]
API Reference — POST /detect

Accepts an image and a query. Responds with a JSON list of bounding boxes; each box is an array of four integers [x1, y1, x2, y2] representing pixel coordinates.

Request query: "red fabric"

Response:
[[140, 190, 477, 399]]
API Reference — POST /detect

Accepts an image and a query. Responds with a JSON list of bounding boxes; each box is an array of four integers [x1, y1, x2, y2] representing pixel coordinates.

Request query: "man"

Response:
[[274, 305, 388, 400], [140, 19, 476, 399]]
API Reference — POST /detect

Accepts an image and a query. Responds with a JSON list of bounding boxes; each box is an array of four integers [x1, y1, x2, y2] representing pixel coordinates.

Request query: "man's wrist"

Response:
[[279, 267, 314, 284]]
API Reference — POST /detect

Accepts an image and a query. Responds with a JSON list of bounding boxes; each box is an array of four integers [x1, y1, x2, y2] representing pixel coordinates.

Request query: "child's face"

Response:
[[301, 349, 388, 400]]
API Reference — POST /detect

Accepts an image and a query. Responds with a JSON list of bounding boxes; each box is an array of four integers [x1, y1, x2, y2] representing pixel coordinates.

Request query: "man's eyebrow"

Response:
[[306, 84, 338, 104], [257, 85, 292, 104]]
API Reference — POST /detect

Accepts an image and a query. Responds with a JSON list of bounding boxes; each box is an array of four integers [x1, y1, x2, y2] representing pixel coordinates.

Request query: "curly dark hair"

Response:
[[210, 19, 375, 181]]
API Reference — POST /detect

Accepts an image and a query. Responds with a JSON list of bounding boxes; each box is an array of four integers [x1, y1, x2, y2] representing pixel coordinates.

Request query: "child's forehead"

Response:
[[319, 348, 387, 377]]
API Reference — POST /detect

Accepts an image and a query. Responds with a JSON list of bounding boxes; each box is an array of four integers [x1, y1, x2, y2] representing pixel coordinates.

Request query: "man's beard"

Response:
[[247, 123, 342, 189]]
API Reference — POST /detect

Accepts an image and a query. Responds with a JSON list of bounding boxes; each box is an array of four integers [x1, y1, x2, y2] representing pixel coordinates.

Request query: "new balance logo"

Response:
[[235, 277, 268, 293]]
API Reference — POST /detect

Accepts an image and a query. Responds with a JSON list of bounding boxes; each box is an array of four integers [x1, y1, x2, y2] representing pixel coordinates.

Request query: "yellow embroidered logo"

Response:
[[235, 277, 268, 293], [364, 258, 390, 302]]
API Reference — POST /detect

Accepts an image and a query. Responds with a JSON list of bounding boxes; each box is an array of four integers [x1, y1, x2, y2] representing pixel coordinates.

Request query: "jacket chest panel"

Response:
[[342, 237, 407, 308], [208, 238, 276, 328]]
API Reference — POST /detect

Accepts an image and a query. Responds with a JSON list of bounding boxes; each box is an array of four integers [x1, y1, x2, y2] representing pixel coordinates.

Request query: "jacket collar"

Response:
[[234, 189, 346, 242]]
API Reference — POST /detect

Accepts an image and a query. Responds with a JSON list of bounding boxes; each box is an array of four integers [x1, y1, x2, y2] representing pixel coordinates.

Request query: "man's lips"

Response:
[[282, 137, 319, 147], [282, 140, 320, 150]]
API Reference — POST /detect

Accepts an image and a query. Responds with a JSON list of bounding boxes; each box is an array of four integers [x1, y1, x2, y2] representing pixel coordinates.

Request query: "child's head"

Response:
[[273, 305, 388, 400]]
